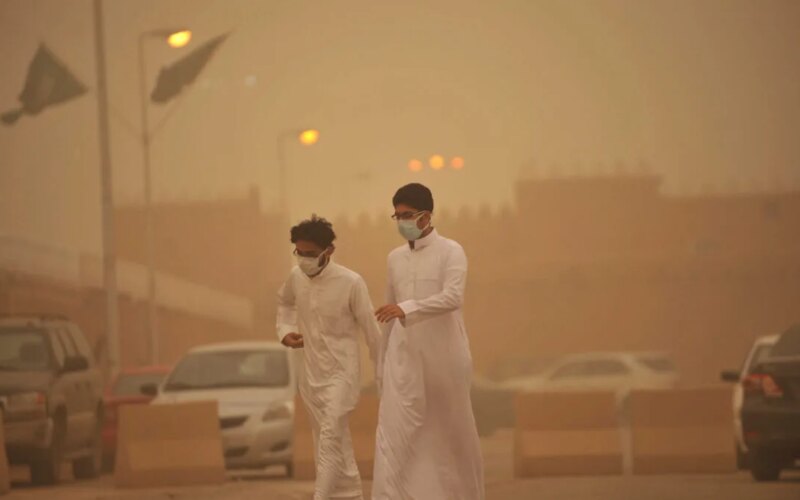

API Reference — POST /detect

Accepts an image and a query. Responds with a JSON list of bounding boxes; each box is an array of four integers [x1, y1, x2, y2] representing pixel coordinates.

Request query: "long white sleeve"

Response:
[[276, 274, 298, 342], [349, 277, 382, 368], [397, 243, 467, 327]]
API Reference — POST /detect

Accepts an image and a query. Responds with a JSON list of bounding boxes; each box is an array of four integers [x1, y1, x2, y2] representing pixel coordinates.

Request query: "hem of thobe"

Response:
[[316, 486, 364, 500]]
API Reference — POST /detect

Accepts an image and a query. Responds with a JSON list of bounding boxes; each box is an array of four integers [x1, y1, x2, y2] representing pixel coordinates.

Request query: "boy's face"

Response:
[[393, 203, 431, 230]]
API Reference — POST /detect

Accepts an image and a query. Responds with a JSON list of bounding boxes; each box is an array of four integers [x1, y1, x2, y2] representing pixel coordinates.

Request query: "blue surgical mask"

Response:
[[397, 213, 430, 241]]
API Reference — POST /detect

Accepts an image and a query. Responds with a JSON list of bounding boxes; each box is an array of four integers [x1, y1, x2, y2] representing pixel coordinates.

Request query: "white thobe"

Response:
[[277, 262, 381, 500], [372, 229, 485, 500]]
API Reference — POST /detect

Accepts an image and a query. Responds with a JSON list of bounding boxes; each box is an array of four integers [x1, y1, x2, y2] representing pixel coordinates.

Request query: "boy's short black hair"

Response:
[[392, 183, 434, 212], [290, 215, 336, 248]]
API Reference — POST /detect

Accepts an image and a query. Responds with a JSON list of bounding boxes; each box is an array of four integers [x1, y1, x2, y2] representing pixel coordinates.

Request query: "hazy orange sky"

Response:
[[1, 0, 799, 254]]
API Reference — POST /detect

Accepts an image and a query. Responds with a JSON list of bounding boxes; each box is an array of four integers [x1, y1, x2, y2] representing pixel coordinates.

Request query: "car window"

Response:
[[746, 345, 774, 374], [637, 357, 676, 373], [48, 330, 67, 366], [0, 328, 52, 371], [489, 357, 557, 381], [56, 328, 78, 358], [66, 325, 94, 365], [164, 350, 289, 391], [582, 360, 629, 377], [769, 328, 800, 358], [113, 373, 168, 397], [550, 362, 588, 380]]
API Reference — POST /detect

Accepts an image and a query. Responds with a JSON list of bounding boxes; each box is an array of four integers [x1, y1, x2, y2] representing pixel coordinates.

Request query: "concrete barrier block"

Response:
[[629, 387, 736, 474], [114, 401, 226, 488], [514, 392, 623, 477], [0, 412, 10, 495]]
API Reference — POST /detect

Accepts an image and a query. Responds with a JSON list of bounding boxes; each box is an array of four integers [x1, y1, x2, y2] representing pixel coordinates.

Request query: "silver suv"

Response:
[[0, 315, 104, 485]]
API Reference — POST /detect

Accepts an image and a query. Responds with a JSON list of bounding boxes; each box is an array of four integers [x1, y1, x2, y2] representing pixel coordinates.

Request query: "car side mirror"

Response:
[[720, 370, 740, 383], [140, 383, 159, 397], [62, 355, 89, 373]]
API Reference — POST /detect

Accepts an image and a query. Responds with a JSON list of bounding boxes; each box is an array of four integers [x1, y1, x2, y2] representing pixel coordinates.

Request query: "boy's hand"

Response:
[[282, 332, 304, 349], [375, 304, 405, 323]]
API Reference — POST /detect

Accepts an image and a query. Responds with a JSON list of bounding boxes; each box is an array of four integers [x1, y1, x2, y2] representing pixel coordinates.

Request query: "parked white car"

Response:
[[151, 342, 296, 475], [720, 334, 779, 470], [501, 351, 679, 394]]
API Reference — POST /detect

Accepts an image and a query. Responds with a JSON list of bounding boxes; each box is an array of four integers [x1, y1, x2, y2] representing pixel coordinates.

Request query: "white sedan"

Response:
[[501, 351, 679, 394], [151, 341, 297, 476]]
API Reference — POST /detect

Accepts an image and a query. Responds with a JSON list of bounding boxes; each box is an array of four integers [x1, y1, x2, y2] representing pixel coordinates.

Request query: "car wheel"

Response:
[[30, 417, 65, 486], [750, 450, 781, 482], [73, 418, 103, 479]]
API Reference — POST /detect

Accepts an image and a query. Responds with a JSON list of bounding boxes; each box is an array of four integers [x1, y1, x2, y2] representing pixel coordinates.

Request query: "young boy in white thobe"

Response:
[[373, 184, 485, 500], [277, 215, 381, 500]]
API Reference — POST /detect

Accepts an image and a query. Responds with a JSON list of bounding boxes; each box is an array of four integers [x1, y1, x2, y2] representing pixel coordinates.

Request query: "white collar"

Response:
[[410, 228, 438, 251]]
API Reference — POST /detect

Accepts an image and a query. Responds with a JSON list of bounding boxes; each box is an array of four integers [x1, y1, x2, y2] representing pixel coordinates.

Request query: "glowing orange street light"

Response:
[[451, 156, 465, 170], [298, 129, 320, 146], [429, 154, 445, 170], [408, 159, 423, 172], [167, 30, 192, 48]]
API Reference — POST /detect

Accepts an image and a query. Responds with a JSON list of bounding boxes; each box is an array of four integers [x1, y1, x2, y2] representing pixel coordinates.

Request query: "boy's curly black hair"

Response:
[[290, 214, 336, 248]]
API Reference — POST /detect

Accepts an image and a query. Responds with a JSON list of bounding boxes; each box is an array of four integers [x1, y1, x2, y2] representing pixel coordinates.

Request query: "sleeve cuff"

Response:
[[277, 324, 298, 342], [398, 300, 419, 316]]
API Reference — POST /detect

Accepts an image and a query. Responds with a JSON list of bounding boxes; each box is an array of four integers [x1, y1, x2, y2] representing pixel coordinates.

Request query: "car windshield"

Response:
[[113, 372, 168, 397], [637, 356, 676, 373], [487, 357, 557, 382], [550, 359, 630, 380], [0, 328, 52, 371], [163, 350, 289, 391]]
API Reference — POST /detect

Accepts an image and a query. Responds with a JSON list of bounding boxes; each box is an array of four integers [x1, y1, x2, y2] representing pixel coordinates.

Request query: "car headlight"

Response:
[[262, 401, 293, 422], [8, 391, 47, 411]]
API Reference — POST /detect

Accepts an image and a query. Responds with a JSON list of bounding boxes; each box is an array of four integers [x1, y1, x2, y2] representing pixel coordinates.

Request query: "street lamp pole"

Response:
[[137, 33, 159, 365], [137, 28, 190, 364], [276, 132, 290, 217], [92, 0, 120, 375]]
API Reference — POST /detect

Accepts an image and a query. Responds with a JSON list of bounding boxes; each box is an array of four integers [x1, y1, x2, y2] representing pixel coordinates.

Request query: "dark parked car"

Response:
[[0, 315, 104, 485], [740, 324, 800, 481]]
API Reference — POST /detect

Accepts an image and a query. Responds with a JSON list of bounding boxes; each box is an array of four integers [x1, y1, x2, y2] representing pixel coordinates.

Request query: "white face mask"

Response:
[[397, 212, 430, 241], [296, 249, 330, 276]]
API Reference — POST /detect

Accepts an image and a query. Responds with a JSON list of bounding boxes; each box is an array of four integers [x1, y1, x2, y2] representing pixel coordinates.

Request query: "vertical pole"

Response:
[[138, 34, 158, 364], [92, 0, 120, 374], [277, 132, 288, 217]]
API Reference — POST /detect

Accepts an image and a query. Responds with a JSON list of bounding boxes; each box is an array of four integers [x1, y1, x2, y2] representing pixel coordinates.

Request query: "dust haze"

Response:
[[1, 0, 799, 497]]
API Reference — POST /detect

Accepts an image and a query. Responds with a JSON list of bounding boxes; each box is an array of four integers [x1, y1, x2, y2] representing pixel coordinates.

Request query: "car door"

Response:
[[63, 325, 98, 445], [53, 327, 84, 449]]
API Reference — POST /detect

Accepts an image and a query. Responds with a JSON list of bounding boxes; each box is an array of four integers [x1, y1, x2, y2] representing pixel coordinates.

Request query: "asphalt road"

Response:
[[4, 431, 798, 500]]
